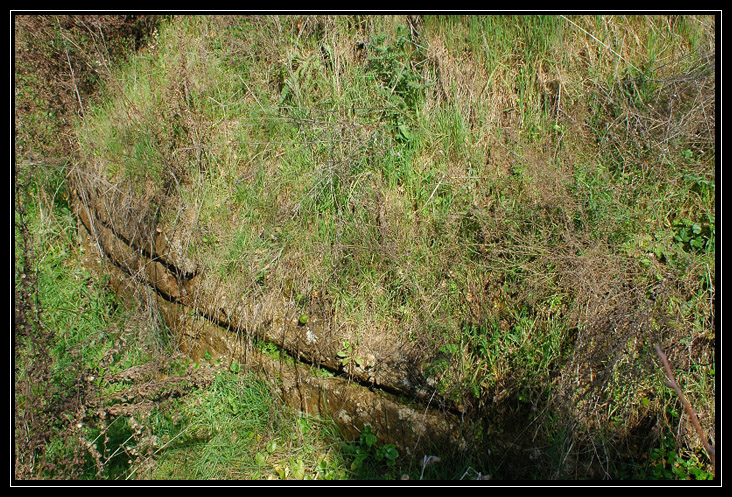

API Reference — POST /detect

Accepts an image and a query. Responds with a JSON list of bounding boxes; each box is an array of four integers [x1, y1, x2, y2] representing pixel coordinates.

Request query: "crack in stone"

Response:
[[71, 183, 468, 451]]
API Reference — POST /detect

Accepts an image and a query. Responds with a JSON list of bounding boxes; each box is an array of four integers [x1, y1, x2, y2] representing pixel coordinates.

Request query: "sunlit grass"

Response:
[[17, 13, 715, 480]]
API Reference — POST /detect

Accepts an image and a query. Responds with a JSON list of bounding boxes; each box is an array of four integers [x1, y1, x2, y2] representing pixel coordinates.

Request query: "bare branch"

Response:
[[654, 344, 715, 478]]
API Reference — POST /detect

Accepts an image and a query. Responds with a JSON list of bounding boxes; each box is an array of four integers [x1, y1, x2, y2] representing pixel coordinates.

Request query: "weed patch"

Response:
[[16, 14, 716, 480]]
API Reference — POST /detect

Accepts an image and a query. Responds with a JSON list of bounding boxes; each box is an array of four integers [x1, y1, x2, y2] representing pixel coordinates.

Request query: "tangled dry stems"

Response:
[[15, 14, 716, 480]]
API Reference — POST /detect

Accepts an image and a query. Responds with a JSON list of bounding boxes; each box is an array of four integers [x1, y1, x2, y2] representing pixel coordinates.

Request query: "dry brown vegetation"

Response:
[[15, 14, 716, 480]]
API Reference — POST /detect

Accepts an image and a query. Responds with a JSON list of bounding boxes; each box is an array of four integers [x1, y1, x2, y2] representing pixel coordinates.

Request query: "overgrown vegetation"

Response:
[[12, 14, 441, 482], [15, 14, 716, 480]]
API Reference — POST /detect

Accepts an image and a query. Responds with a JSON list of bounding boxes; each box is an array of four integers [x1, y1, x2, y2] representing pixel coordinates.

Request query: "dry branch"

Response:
[[654, 344, 715, 478]]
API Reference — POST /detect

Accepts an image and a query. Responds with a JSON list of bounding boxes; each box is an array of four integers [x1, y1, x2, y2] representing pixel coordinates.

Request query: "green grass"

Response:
[[147, 371, 348, 480], [17, 14, 716, 480], [13, 158, 408, 481]]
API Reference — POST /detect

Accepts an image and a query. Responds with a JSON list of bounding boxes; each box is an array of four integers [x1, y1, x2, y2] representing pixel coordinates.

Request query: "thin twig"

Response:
[[56, 17, 86, 120], [421, 174, 445, 212], [123, 424, 193, 480], [654, 344, 715, 477], [560, 15, 642, 75]]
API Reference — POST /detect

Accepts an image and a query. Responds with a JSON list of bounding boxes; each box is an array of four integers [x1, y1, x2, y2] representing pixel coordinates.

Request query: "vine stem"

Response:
[[654, 344, 715, 478]]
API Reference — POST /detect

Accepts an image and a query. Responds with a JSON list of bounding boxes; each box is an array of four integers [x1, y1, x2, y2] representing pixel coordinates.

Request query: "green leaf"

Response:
[[351, 448, 368, 470], [439, 343, 459, 355], [376, 444, 399, 466], [297, 417, 310, 434], [398, 123, 411, 140], [361, 425, 377, 448], [290, 458, 305, 480], [255, 452, 267, 466], [337, 341, 353, 361]]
